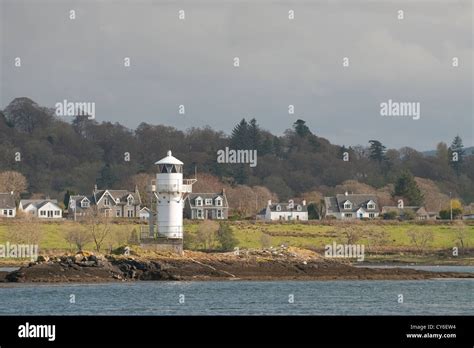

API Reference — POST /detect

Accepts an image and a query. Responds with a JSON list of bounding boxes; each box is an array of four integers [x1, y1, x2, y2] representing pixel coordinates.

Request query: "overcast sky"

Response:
[[0, 0, 472, 151]]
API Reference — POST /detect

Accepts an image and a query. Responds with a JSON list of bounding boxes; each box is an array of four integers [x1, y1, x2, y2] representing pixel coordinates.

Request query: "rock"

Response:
[[37, 255, 49, 263]]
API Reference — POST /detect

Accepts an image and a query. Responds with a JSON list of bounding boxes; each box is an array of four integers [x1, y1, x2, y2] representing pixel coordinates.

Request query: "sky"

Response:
[[0, 0, 472, 151]]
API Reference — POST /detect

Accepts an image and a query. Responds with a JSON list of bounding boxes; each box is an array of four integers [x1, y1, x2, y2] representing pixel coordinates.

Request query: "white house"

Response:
[[0, 192, 16, 218], [324, 192, 380, 220], [19, 199, 63, 219], [139, 207, 151, 221], [258, 199, 308, 221]]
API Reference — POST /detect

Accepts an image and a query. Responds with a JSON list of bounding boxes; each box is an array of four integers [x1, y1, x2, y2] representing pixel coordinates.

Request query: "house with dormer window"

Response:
[[324, 192, 380, 219], [68, 185, 142, 219], [184, 190, 229, 220], [258, 199, 308, 221]]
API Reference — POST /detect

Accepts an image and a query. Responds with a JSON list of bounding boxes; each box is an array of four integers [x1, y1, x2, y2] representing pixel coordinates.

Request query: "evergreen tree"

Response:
[[293, 119, 311, 137], [393, 171, 424, 205], [63, 190, 76, 208], [449, 135, 465, 175], [248, 118, 262, 151], [230, 118, 250, 149], [97, 164, 117, 188], [368, 140, 387, 162], [217, 223, 238, 251]]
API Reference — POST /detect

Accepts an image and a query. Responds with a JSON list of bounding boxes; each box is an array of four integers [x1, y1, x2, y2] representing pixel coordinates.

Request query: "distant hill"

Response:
[[423, 146, 474, 157]]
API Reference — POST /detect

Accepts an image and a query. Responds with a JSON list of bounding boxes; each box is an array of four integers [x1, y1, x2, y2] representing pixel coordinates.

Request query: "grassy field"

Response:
[[0, 220, 473, 263]]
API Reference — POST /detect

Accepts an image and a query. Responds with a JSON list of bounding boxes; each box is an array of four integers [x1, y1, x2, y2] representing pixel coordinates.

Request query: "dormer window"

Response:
[[195, 198, 203, 206], [297, 205, 302, 211], [81, 200, 89, 208], [205, 198, 213, 206], [276, 205, 281, 211], [367, 200, 375, 210], [215, 197, 223, 206], [127, 196, 134, 206], [343, 201, 352, 210]]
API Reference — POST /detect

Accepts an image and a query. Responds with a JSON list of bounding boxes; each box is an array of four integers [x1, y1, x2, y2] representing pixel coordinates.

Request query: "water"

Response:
[[0, 266, 473, 315]]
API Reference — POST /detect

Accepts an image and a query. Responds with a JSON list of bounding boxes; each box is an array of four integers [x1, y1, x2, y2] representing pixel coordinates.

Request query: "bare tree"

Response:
[[453, 221, 468, 253], [6, 217, 42, 245], [342, 225, 361, 245], [63, 224, 92, 251], [406, 229, 434, 253], [83, 206, 111, 253], [0, 171, 28, 200]]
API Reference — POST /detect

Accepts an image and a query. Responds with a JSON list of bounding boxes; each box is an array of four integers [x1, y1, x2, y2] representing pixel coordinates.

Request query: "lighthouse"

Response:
[[153, 150, 195, 239]]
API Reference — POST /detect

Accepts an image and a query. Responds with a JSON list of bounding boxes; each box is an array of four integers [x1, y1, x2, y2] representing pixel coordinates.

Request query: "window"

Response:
[[296, 215, 300, 220], [128, 210, 133, 218], [205, 198, 213, 206], [8, 210, 13, 216], [54, 210, 60, 216], [195, 199, 203, 206], [367, 202, 375, 209], [297, 205, 302, 211], [2, 210, 6, 215], [40, 211, 46, 216], [81, 201, 89, 208], [127, 197, 134, 206], [344, 213, 353, 218], [369, 213, 375, 218], [279, 216, 283, 220], [215, 198, 223, 206], [276, 205, 281, 211], [116, 210, 121, 217], [104, 197, 110, 206], [343, 202, 352, 209], [216, 210, 222, 219], [197, 209, 203, 219]]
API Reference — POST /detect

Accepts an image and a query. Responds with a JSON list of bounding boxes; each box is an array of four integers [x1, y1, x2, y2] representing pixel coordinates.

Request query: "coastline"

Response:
[[1, 248, 473, 283]]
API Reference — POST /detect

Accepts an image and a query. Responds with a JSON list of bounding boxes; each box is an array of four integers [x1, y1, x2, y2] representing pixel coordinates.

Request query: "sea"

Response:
[[0, 266, 472, 315]]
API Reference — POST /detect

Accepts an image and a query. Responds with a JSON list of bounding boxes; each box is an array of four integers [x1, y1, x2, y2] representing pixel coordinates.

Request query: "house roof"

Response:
[[20, 199, 59, 210], [268, 202, 308, 213], [186, 192, 228, 208], [0, 193, 15, 209], [155, 150, 183, 165], [381, 206, 430, 215], [93, 189, 141, 205], [325, 194, 379, 213]]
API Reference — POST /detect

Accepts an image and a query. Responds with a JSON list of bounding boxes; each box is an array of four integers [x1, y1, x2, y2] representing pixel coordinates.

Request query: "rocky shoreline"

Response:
[[1, 248, 473, 283]]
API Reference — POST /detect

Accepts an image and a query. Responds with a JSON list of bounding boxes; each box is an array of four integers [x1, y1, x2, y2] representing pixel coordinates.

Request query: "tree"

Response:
[[393, 171, 424, 206], [230, 118, 250, 149], [63, 190, 76, 209], [196, 220, 218, 250], [64, 224, 92, 251], [293, 119, 311, 137], [83, 207, 111, 252], [0, 171, 28, 200], [449, 135, 465, 175], [217, 223, 238, 251], [407, 229, 434, 253], [368, 140, 387, 162]]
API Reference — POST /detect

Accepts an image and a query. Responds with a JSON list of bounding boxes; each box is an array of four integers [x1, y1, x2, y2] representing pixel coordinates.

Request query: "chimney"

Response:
[[94, 184, 98, 192], [345, 191, 348, 196], [267, 199, 272, 206], [10, 191, 14, 196], [302, 199, 306, 206]]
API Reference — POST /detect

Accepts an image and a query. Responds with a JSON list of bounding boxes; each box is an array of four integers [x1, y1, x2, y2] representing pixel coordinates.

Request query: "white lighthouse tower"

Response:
[[153, 150, 195, 239]]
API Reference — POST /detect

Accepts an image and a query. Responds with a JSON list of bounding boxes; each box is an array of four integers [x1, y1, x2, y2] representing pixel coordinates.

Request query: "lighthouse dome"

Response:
[[155, 150, 184, 165]]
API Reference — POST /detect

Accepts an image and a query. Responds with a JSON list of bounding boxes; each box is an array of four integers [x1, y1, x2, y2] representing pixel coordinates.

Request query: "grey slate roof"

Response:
[[0, 193, 15, 209], [325, 194, 379, 213], [93, 189, 141, 205], [20, 199, 59, 209], [268, 202, 307, 213], [186, 192, 228, 208]]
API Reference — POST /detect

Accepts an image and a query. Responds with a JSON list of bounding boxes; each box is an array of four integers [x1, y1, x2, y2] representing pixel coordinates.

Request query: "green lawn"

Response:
[[0, 220, 473, 254]]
